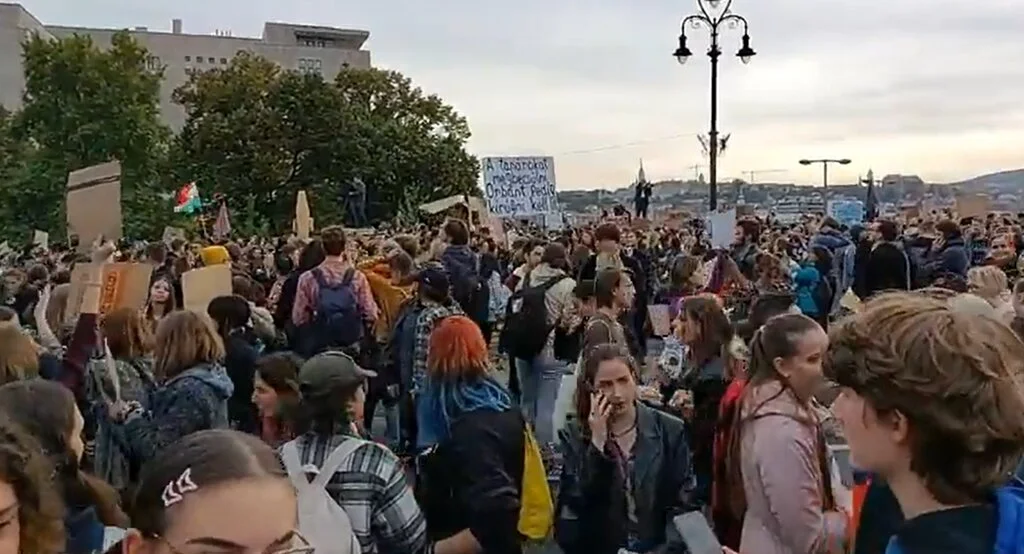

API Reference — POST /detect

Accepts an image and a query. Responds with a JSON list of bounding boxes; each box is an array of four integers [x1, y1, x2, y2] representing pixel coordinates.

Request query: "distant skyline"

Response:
[[13, 0, 1024, 190]]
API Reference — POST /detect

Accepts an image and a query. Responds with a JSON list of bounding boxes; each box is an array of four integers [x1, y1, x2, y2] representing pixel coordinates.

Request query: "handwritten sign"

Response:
[[481, 156, 557, 217], [66, 263, 152, 324], [829, 200, 864, 227]]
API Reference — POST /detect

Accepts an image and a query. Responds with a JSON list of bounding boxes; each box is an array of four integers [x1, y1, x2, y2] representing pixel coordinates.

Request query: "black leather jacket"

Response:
[[556, 403, 699, 554]]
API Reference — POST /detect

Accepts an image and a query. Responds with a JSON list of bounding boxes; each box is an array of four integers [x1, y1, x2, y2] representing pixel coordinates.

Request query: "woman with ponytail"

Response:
[[0, 380, 128, 553], [726, 313, 848, 553]]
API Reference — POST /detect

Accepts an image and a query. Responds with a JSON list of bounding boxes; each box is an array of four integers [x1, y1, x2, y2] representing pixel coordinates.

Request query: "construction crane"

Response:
[[743, 169, 787, 185]]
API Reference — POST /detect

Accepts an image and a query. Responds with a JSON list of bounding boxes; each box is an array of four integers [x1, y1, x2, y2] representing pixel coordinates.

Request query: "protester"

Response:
[[251, 351, 301, 447], [0, 418, 65, 554], [828, 293, 1024, 554], [0, 380, 128, 553], [557, 343, 696, 554], [107, 310, 234, 465]]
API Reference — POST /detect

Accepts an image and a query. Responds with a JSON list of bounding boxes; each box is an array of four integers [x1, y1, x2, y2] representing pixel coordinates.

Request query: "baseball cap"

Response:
[[298, 351, 377, 396], [417, 262, 450, 292]]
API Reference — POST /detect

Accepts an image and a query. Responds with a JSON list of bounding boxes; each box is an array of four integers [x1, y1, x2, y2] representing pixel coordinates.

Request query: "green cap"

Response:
[[298, 351, 377, 396]]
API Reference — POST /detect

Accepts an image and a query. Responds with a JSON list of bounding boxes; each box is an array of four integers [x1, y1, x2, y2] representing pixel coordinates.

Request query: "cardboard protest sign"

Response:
[[66, 161, 122, 248], [162, 226, 186, 244], [648, 304, 672, 337], [294, 190, 312, 240], [32, 230, 48, 251], [181, 264, 232, 312], [956, 195, 990, 219], [707, 208, 736, 249], [65, 263, 153, 324]]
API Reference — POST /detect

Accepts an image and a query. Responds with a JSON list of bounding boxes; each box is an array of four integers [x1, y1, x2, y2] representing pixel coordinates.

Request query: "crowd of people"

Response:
[[0, 208, 1021, 554]]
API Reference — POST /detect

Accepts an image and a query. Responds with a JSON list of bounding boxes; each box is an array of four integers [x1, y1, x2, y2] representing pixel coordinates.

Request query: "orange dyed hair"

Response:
[[427, 315, 489, 380]]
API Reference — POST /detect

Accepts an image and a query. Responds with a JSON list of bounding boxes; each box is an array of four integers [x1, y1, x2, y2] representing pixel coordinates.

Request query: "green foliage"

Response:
[[171, 57, 479, 234], [0, 31, 173, 242], [0, 34, 478, 241]]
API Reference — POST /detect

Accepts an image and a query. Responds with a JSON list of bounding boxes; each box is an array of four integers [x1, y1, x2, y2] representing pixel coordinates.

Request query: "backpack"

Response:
[[281, 439, 365, 554], [501, 275, 568, 360], [307, 268, 363, 354]]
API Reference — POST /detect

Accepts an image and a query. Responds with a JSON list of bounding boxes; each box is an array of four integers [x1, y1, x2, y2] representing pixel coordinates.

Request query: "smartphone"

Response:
[[673, 512, 721, 554]]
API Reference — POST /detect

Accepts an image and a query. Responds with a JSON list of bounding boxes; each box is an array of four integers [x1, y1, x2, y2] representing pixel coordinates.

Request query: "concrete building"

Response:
[[0, 3, 371, 129]]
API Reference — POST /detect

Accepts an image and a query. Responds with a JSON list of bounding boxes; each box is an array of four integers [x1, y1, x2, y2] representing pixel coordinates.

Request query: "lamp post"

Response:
[[674, 0, 756, 212], [798, 158, 851, 215]]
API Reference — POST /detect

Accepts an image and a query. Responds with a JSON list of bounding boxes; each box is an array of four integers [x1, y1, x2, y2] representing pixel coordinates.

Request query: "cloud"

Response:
[[14, 0, 1024, 189]]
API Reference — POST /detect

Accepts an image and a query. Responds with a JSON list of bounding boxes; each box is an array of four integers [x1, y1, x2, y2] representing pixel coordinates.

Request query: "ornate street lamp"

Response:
[[674, 0, 756, 211]]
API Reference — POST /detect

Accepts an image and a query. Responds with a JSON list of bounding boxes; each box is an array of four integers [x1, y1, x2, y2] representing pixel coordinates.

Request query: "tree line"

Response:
[[0, 31, 479, 243]]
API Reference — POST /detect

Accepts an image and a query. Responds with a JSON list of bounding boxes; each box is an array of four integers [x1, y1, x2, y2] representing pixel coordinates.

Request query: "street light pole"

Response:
[[798, 158, 852, 215], [674, 0, 756, 213]]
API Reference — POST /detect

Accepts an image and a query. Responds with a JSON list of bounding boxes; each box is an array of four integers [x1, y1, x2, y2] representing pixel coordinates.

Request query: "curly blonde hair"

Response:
[[153, 310, 225, 381], [0, 419, 65, 554], [826, 292, 1024, 504], [967, 265, 1008, 304]]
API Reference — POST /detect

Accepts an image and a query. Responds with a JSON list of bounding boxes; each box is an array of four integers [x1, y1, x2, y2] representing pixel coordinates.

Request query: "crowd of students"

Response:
[[0, 210, 1021, 554]]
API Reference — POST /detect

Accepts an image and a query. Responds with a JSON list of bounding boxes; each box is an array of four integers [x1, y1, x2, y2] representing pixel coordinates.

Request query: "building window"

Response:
[[298, 57, 323, 75], [301, 38, 327, 48], [208, 57, 215, 63], [197, 56, 203, 63], [220, 57, 227, 64], [146, 55, 161, 70], [185, 55, 191, 61]]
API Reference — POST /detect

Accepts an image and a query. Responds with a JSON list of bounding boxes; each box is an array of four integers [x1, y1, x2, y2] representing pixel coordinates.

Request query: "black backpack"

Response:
[[500, 275, 568, 360]]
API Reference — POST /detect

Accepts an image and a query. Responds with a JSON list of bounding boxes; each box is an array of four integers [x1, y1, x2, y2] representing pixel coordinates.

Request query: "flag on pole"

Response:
[[213, 202, 231, 241], [174, 182, 202, 214]]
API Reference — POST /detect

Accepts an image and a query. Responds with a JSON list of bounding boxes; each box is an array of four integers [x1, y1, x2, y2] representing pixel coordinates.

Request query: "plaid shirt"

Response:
[[411, 302, 462, 393], [283, 432, 427, 554], [292, 258, 379, 327]]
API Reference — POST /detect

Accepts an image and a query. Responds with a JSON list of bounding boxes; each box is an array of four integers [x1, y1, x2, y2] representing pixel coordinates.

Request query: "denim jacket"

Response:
[[556, 403, 698, 554]]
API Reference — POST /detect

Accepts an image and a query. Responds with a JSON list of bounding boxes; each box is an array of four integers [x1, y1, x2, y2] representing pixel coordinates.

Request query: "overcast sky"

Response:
[[16, 0, 1024, 189]]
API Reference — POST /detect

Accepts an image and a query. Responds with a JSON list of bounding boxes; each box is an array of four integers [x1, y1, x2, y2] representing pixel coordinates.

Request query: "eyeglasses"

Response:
[[153, 529, 315, 554]]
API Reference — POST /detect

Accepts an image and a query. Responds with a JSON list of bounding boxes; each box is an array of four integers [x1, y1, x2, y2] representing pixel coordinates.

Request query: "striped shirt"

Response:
[[282, 432, 427, 554]]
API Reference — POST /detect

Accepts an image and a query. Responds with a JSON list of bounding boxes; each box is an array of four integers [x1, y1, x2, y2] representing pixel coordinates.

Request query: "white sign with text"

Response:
[[481, 156, 557, 217]]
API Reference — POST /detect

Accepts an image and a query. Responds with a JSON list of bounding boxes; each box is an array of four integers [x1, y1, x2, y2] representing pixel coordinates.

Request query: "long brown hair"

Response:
[[153, 310, 225, 381], [0, 380, 128, 527], [0, 326, 39, 385], [680, 295, 733, 365], [101, 306, 154, 360], [725, 313, 830, 520], [0, 418, 65, 554], [573, 343, 639, 437]]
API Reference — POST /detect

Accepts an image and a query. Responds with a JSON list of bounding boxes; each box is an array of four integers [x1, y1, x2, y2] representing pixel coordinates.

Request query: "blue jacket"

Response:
[[885, 484, 1024, 554], [794, 265, 822, 317], [931, 237, 970, 278], [119, 364, 233, 464]]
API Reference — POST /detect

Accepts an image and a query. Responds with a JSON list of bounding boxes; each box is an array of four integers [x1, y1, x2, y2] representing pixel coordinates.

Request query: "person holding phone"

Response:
[[556, 343, 698, 554]]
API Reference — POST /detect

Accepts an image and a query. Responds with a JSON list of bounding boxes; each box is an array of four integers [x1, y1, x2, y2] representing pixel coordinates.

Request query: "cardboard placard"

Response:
[[956, 195, 990, 219], [181, 264, 232, 312], [65, 263, 153, 324], [648, 304, 672, 337], [66, 161, 122, 248], [162, 226, 186, 244], [295, 190, 312, 240], [32, 230, 48, 251]]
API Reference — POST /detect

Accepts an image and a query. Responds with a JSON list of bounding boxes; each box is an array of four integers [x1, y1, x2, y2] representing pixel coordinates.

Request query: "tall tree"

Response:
[[172, 57, 479, 231], [14, 31, 172, 239]]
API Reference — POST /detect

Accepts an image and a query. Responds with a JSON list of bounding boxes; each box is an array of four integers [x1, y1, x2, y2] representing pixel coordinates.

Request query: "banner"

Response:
[[481, 156, 557, 217]]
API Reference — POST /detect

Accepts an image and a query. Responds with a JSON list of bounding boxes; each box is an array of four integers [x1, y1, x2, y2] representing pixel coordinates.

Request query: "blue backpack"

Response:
[[304, 268, 363, 355]]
